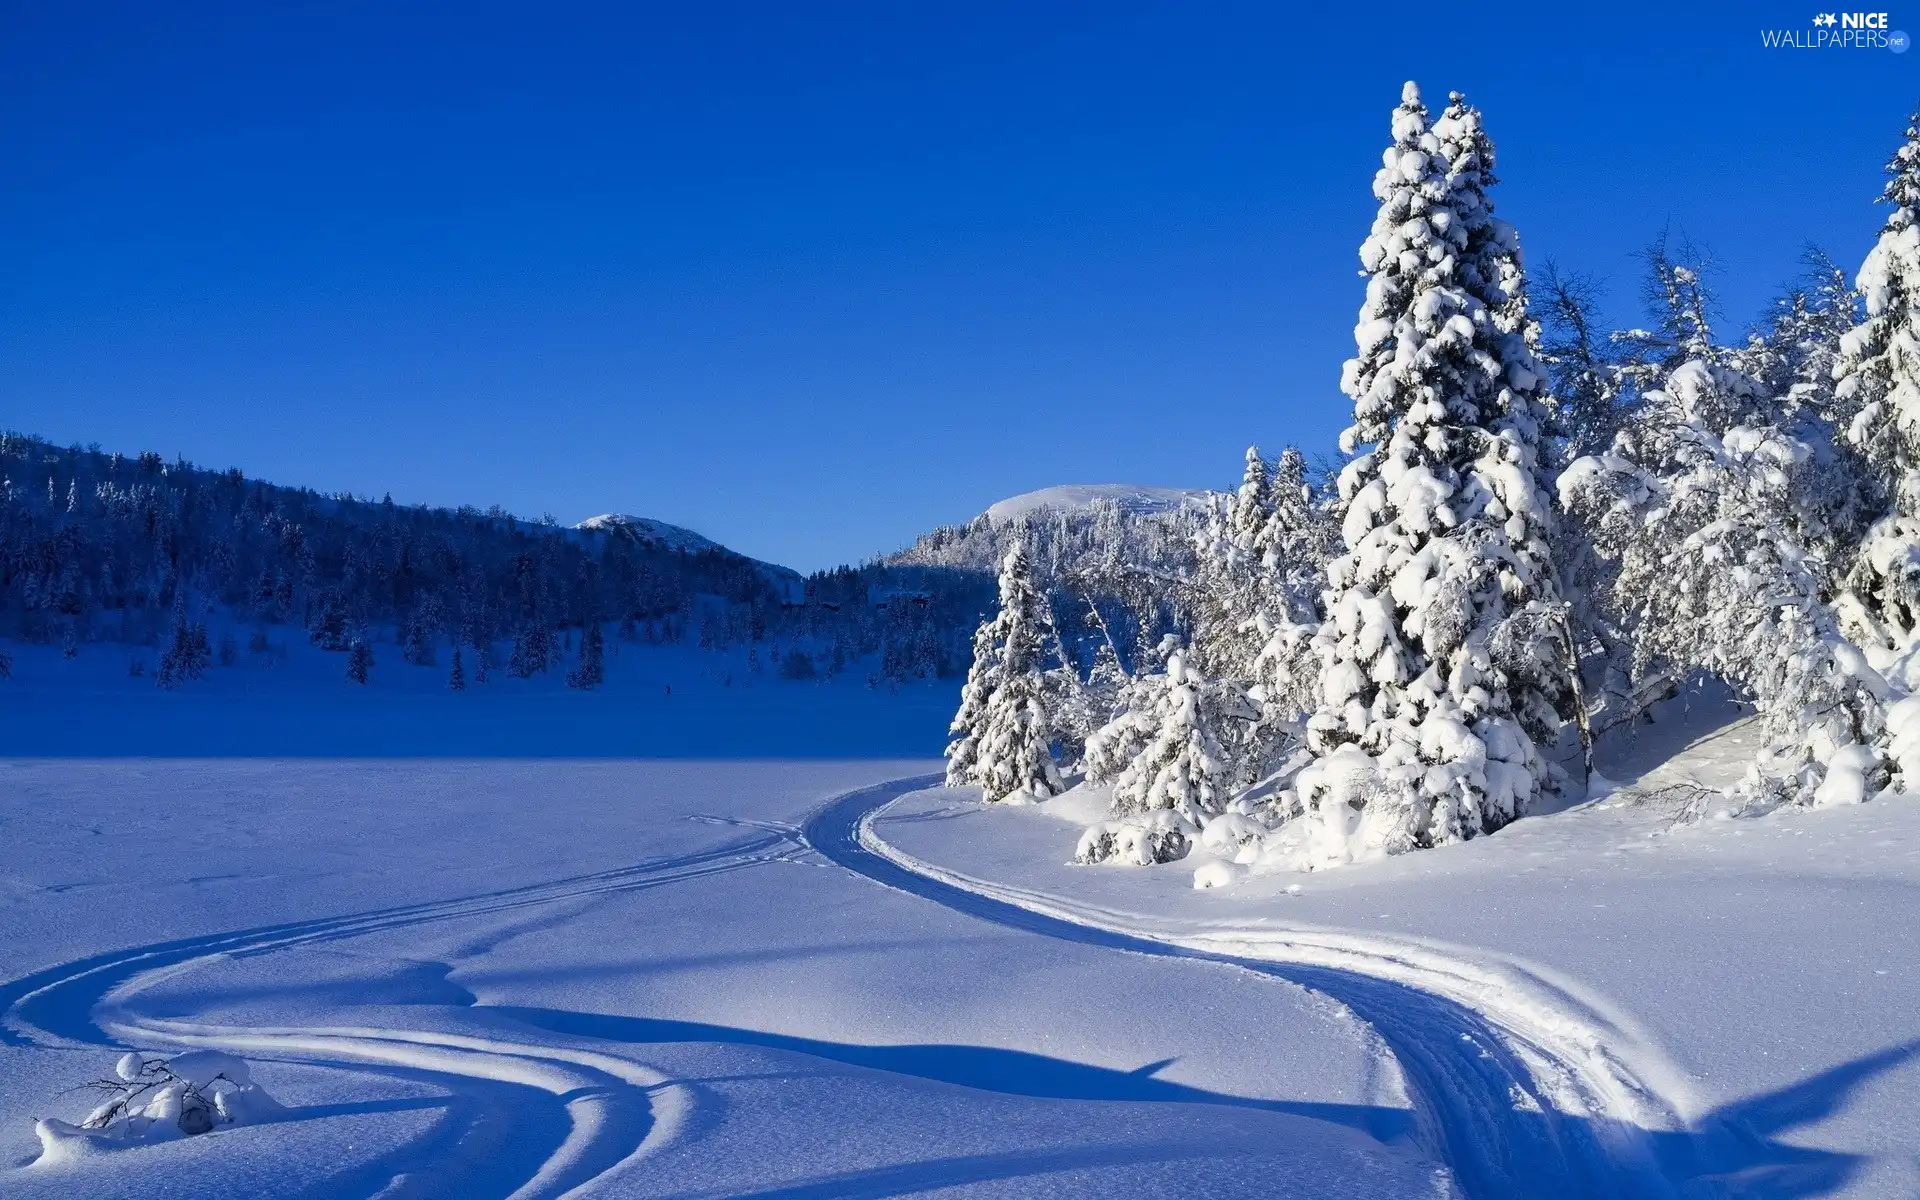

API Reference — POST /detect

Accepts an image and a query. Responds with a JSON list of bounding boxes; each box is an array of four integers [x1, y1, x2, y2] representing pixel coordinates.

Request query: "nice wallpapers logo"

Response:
[[1762, 11, 1911, 50]]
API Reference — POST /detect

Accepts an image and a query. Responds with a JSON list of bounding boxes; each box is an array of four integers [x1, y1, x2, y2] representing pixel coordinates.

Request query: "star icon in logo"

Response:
[[1813, 11, 1838, 25]]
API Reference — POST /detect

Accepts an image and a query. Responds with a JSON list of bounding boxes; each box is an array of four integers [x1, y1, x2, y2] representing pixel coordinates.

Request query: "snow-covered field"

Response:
[[0, 640, 953, 758], [0, 756, 1446, 1197], [2, 690, 1915, 1197]]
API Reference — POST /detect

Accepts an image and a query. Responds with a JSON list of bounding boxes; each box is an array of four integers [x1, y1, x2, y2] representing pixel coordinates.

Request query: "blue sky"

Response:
[[2, 1, 1916, 571]]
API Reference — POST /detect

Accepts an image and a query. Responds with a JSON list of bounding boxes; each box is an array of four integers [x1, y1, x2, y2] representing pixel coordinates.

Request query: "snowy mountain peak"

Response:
[[983, 484, 1213, 525], [574, 513, 724, 555]]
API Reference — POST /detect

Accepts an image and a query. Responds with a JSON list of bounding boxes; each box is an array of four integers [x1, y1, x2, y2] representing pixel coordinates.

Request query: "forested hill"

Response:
[[0, 431, 986, 683]]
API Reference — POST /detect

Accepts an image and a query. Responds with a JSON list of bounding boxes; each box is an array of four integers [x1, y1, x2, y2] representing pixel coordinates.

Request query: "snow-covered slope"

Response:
[[983, 484, 1213, 524]]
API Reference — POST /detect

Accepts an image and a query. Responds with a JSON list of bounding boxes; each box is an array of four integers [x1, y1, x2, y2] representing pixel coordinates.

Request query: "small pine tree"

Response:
[[403, 611, 437, 667], [946, 618, 1002, 787], [156, 595, 212, 689], [449, 646, 466, 691], [1229, 446, 1271, 549], [346, 637, 373, 685], [948, 541, 1064, 802], [567, 623, 605, 689]]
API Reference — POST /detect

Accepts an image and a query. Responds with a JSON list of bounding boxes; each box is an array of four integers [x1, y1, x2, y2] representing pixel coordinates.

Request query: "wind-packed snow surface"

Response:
[[0, 760, 1445, 1197]]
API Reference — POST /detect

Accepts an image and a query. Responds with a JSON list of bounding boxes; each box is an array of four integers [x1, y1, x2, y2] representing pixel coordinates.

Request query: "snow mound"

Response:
[[984, 485, 1213, 524], [34, 1050, 283, 1165]]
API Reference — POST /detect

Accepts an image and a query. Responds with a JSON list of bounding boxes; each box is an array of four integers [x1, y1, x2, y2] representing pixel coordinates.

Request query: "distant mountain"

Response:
[[574, 513, 805, 601], [574, 513, 727, 556], [982, 484, 1214, 525]]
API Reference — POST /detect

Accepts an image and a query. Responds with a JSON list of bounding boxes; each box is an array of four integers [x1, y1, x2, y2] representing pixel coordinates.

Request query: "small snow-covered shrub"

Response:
[[35, 1050, 282, 1166], [1074, 810, 1196, 866], [1197, 811, 1271, 863]]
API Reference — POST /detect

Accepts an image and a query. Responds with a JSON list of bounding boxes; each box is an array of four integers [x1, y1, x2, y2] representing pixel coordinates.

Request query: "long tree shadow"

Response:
[[1658, 1038, 1920, 1198], [495, 1003, 1920, 1199], [492, 1002, 1415, 1144]]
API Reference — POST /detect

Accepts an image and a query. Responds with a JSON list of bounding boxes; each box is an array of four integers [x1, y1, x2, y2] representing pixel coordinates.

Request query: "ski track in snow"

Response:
[[806, 777, 1750, 1200], [0, 834, 799, 1196]]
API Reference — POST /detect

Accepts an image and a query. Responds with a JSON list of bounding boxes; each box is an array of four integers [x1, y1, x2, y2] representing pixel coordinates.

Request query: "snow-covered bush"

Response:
[[1073, 809, 1196, 866], [35, 1050, 282, 1165]]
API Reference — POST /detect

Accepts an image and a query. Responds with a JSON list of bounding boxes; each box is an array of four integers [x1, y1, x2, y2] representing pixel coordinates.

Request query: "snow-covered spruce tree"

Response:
[[449, 645, 466, 691], [1110, 652, 1231, 823], [943, 620, 998, 787], [1298, 83, 1568, 865], [1075, 651, 1238, 866], [346, 635, 373, 685], [155, 594, 211, 690], [945, 541, 1064, 801], [1177, 478, 1317, 790], [1834, 107, 1920, 656], [1837, 105, 1920, 500], [1230, 446, 1271, 549]]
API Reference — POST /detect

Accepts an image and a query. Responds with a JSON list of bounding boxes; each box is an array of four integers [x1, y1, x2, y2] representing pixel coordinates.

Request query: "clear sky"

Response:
[[2, 1, 1916, 571]]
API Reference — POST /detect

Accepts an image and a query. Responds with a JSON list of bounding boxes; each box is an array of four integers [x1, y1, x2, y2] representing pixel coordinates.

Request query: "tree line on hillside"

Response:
[[0, 438, 1004, 688], [945, 83, 1920, 875]]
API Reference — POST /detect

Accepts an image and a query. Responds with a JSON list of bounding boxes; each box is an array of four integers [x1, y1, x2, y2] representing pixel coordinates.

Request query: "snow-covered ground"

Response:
[[0, 639, 952, 758], [872, 701, 1920, 1198], [0, 759, 1446, 1197], [5, 681, 1915, 1196]]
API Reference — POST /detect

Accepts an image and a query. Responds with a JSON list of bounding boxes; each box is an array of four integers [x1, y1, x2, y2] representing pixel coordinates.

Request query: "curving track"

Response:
[[802, 777, 1719, 1200], [0, 833, 795, 1196]]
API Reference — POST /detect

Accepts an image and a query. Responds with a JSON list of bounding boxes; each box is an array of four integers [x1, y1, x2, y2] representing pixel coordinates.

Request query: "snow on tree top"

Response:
[[983, 484, 1214, 524]]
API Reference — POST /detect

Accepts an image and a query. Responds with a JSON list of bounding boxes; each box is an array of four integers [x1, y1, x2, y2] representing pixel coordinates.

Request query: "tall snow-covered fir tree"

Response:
[[945, 540, 1064, 802], [1299, 82, 1567, 864]]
